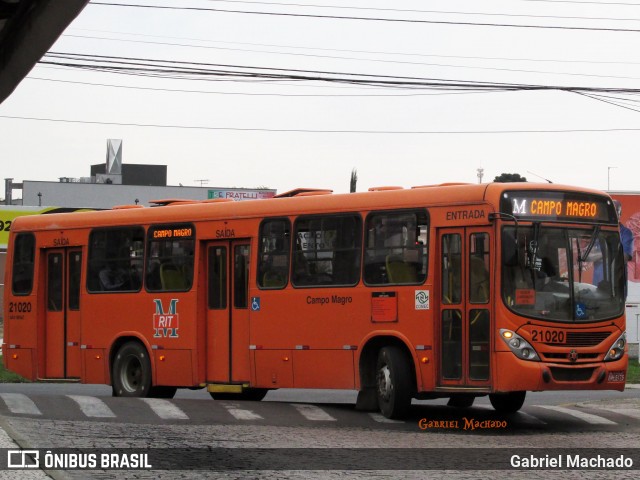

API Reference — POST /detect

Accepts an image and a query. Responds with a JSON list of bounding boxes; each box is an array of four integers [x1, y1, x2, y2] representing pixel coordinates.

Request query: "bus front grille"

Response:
[[549, 367, 595, 382], [553, 332, 611, 347]]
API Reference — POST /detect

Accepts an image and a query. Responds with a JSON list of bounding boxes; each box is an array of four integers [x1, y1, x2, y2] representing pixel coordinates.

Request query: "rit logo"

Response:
[[153, 299, 180, 338]]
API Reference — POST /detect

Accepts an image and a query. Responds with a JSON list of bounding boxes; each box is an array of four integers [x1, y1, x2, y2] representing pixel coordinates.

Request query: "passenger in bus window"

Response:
[[99, 263, 128, 290]]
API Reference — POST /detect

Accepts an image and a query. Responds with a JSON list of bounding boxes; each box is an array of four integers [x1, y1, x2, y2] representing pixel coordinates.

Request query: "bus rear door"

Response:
[[437, 228, 492, 389], [43, 248, 82, 378], [205, 240, 251, 384]]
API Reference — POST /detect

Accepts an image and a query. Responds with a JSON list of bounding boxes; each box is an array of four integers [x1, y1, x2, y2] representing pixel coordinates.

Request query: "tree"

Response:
[[493, 173, 527, 183], [350, 168, 358, 193]]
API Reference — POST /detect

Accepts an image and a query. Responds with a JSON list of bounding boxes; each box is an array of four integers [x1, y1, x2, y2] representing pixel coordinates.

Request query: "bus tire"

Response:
[[489, 391, 526, 413], [112, 341, 152, 397], [376, 346, 412, 419]]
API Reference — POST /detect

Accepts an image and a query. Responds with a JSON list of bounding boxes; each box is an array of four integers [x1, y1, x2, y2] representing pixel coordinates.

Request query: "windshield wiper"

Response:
[[579, 226, 601, 263], [526, 222, 542, 272], [576, 225, 601, 284]]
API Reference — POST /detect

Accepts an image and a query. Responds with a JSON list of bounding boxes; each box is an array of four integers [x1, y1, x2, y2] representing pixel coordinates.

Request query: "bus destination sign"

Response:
[[501, 191, 616, 224], [151, 224, 194, 239]]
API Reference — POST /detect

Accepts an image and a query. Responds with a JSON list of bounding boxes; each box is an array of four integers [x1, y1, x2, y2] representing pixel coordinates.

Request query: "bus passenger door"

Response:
[[438, 228, 492, 389], [205, 241, 251, 384], [44, 248, 82, 378]]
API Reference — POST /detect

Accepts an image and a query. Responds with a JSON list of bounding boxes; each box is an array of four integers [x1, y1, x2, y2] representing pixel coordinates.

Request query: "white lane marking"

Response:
[[67, 395, 116, 418], [513, 411, 547, 425], [223, 403, 263, 420], [292, 404, 336, 421], [369, 413, 404, 424], [0, 393, 41, 415], [535, 405, 616, 425], [140, 398, 189, 420], [474, 405, 546, 425], [589, 406, 640, 421]]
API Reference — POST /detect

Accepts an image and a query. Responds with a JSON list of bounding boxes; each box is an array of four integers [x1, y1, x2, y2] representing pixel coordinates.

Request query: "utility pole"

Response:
[[194, 179, 209, 187]]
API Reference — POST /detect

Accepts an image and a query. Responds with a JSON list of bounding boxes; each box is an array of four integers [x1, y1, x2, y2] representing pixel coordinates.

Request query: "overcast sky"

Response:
[[2, 0, 640, 195]]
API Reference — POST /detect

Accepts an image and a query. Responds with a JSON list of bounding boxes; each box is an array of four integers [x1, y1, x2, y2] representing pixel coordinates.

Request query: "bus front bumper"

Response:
[[494, 352, 628, 392]]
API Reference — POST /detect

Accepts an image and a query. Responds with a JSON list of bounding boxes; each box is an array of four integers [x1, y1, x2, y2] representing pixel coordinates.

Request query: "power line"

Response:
[[26, 76, 500, 97], [40, 52, 527, 90], [38, 52, 640, 94], [60, 33, 640, 82], [158, 0, 640, 22], [66, 28, 640, 67], [89, 2, 640, 33], [3, 114, 640, 134]]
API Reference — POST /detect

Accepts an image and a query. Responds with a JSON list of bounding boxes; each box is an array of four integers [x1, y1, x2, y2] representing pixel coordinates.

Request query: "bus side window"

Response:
[[87, 227, 144, 293], [11, 233, 35, 295], [292, 214, 361, 287], [364, 210, 428, 286], [258, 218, 290, 289], [145, 224, 195, 293]]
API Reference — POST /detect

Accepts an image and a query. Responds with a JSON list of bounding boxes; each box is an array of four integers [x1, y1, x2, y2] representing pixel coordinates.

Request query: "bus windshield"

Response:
[[502, 225, 625, 322]]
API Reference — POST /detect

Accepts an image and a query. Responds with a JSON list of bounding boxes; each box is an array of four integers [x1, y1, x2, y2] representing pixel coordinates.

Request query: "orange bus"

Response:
[[2, 183, 628, 418]]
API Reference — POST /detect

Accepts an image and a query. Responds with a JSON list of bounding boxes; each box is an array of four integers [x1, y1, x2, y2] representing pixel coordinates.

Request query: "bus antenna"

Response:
[[526, 171, 553, 183]]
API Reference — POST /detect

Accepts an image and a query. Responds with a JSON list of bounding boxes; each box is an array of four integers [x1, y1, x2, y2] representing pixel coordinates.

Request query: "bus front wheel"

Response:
[[112, 341, 152, 397], [489, 391, 526, 413], [376, 346, 412, 419]]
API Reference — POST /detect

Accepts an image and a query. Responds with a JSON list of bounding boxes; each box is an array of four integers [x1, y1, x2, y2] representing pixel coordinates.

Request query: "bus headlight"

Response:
[[500, 329, 540, 361], [604, 332, 626, 362]]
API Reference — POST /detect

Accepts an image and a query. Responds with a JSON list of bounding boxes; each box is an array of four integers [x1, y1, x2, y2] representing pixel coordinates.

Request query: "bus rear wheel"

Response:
[[376, 346, 412, 419], [489, 391, 526, 413], [112, 341, 152, 397]]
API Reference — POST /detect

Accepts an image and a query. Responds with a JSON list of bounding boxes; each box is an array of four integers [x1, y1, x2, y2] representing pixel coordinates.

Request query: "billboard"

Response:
[[0, 206, 90, 249], [207, 189, 276, 201], [610, 194, 640, 287]]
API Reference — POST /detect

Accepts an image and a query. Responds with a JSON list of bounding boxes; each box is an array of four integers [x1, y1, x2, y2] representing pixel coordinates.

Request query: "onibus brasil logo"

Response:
[[153, 299, 179, 338]]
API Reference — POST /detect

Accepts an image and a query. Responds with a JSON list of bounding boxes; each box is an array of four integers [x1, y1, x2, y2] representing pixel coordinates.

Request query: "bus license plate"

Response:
[[608, 371, 625, 382], [530, 328, 566, 344]]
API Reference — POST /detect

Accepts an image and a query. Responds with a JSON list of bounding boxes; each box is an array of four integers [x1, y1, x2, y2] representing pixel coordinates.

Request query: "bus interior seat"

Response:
[[386, 254, 417, 284], [160, 264, 185, 290], [262, 270, 286, 288]]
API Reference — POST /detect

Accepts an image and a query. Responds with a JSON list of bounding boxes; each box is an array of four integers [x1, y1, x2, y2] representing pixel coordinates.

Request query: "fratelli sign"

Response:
[[207, 189, 276, 201]]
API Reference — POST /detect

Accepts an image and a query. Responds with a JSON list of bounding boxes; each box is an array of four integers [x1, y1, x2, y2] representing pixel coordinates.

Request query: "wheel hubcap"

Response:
[[120, 355, 142, 393], [377, 364, 393, 401]]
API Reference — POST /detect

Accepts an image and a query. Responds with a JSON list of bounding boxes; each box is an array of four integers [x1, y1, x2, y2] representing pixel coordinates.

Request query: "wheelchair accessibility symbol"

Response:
[[251, 297, 261, 312]]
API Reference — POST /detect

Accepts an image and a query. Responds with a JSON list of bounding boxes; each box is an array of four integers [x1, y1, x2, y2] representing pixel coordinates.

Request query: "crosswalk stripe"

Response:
[[292, 404, 336, 421], [0, 393, 41, 415], [140, 398, 188, 420], [535, 405, 616, 425], [368, 413, 404, 424], [475, 405, 547, 425], [589, 406, 640, 421], [222, 403, 263, 420], [67, 395, 115, 418]]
